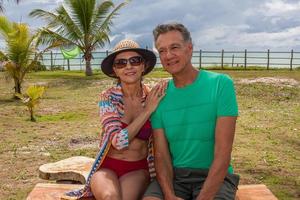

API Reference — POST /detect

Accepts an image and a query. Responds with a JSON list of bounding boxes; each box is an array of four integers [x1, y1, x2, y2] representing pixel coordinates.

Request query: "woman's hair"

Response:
[[153, 22, 192, 43]]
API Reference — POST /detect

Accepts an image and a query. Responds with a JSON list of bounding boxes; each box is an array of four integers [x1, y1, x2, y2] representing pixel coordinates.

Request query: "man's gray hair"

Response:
[[153, 22, 192, 43]]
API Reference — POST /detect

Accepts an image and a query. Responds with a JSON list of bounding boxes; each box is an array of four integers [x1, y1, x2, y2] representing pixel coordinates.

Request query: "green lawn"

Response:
[[0, 69, 299, 200]]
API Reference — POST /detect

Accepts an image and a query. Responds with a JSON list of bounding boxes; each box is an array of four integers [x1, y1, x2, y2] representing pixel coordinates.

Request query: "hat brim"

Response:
[[101, 48, 157, 78]]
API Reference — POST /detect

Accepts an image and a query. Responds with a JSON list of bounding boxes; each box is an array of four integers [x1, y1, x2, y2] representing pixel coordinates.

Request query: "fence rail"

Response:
[[40, 49, 300, 71]]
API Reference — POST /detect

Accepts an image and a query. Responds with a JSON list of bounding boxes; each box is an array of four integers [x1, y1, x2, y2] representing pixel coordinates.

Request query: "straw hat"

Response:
[[101, 39, 157, 78]]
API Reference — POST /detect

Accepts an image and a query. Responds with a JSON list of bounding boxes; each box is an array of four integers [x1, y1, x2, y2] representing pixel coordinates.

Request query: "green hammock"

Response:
[[60, 46, 81, 59]]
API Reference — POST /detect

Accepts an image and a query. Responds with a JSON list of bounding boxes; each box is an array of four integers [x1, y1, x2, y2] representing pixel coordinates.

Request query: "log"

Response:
[[39, 156, 94, 184]]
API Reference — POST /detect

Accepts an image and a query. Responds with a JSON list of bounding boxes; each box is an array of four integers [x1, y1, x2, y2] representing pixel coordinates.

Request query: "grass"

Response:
[[37, 112, 87, 122], [1, 69, 299, 200]]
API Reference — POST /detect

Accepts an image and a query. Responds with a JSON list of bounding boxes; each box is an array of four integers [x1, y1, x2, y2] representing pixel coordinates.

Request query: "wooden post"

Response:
[[199, 50, 202, 69], [231, 54, 234, 67], [79, 52, 82, 71], [67, 59, 70, 71], [221, 49, 224, 69], [290, 49, 293, 71], [267, 49, 270, 70], [50, 51, 53, 71], [244, 49, 247, 69]]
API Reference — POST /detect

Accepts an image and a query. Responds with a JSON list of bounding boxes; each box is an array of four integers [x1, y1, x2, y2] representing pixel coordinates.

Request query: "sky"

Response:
[[1, 0, 300, 51]]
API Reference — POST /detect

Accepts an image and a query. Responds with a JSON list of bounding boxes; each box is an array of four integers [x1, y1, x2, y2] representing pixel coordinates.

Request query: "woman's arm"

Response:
[[99, 83, 166, 150]]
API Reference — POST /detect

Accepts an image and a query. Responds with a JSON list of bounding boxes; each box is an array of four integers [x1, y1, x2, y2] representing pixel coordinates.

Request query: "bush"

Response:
[[51, 65, 65, 71], [31, 61, 47, 71]]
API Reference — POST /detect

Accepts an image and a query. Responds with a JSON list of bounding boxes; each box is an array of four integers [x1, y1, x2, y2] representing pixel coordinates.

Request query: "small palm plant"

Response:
[[0, 16, 60, 97], [16, 85, 45, 122]]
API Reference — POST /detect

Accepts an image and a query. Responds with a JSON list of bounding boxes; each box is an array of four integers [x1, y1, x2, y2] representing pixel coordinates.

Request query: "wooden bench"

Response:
[[27, 183, 278, 200], [236, 184, 278, 200], [30, 157, 278, 199]]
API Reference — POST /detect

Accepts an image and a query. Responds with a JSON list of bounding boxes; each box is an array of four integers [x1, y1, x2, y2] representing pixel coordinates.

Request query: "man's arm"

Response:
[[153, 128, 180, 199], [196, 116, 237, 200]]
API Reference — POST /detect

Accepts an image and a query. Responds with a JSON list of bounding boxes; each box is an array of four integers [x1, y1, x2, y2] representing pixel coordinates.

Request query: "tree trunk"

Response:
[[14, 78, 22, 98], [85, 51, 93, 76], [29, 107, 36, 122]]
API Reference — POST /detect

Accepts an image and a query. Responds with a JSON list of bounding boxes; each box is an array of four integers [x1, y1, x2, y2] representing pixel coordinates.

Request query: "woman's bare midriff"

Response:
[[107, 138, 148, 161]]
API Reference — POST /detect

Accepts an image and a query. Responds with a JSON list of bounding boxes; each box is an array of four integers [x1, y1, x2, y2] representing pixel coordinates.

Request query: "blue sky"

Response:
[[1, 0, 300, 51]]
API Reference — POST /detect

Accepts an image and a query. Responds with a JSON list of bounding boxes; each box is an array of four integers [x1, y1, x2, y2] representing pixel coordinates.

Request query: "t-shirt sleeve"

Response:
[[150, 105, 163, 129], [217, 75, 238, 117]]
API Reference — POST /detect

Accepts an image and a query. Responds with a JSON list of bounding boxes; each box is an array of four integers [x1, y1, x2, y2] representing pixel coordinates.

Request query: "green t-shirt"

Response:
[[151, 70, 238, 173]]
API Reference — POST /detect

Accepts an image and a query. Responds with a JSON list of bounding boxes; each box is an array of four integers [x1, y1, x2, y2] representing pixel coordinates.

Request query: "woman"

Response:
[[63, 39, 165, 200]]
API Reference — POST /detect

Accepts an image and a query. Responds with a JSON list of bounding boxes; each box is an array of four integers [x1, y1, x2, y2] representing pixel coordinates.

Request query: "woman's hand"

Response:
[[145, 80, 167, 113]]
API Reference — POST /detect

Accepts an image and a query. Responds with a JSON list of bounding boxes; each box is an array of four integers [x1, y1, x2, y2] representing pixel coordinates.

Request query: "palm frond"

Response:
[[92, 31, 110, 49], [29, 9, 60, 25], [0, 50, 8, 61], [0, 0, 21, 12], [54, 6, 83, 39], [91, 1, 128, 47], [0, 15, 14, 37], [30, 6, 84, 45], [7, 24, 32, 65], [67, 0, 96, 34], [90, 0, 114, 33], [35, 28, 79, 49]]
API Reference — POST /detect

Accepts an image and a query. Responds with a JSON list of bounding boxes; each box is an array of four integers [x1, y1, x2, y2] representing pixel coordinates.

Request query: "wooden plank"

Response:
[[27, 183, 278, 200], [26, 183, 94, 200], [236, 184, 278, 200]]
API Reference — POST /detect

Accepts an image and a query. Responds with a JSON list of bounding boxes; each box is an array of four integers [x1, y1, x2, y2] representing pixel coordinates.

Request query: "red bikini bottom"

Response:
[[101, 156, 149, 178]]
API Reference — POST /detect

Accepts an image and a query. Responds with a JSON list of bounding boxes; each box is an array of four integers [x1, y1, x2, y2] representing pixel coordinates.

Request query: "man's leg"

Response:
[[213, 173, 239, 200], [143, 179, 186, 200], [192, 173, 239, 200], [143, 169, 192, 200], [143, 179, 164, 200]]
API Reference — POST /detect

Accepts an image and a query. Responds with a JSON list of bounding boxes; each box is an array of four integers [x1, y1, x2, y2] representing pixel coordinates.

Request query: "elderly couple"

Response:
[[63, 22, 239, 200]]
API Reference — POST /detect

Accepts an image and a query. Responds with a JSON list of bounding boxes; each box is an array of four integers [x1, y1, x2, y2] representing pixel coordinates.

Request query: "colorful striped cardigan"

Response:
[[62, 83, 155, 199]]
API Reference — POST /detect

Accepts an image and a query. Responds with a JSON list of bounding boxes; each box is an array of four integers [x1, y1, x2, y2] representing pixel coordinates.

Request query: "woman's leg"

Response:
[[90, 168, 121, 200], [120, 169, 150, 200]]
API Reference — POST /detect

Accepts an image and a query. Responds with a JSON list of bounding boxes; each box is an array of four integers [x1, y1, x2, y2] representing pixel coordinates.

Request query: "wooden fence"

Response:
[[40, 50, 300, 70]]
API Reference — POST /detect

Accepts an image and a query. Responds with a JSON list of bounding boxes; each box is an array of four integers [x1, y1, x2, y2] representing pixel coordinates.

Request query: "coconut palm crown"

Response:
[[0, 16, 37, 96], [30, 0, 128, 76]]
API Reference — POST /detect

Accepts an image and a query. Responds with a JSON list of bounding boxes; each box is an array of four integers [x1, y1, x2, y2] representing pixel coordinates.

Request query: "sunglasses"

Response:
[[113, 56, 144, 69]]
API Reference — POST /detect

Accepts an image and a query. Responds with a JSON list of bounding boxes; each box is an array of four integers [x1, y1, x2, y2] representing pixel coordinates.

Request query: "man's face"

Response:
[[155, 30, 193, 75]]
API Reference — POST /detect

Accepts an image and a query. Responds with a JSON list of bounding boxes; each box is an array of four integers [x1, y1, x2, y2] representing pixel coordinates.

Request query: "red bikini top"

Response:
[[121, 120, 152, 141]]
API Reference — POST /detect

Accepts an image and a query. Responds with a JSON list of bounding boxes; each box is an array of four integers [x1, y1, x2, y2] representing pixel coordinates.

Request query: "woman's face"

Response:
[[113, 51, 145, 84]]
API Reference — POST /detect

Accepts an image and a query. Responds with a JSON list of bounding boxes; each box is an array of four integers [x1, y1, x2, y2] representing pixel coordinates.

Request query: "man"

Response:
[[143, 23, 239, 200]]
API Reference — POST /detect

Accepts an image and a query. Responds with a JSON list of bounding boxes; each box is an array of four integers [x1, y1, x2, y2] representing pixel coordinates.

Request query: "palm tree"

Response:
[[16, 85, 45, 122], [0, 16, 37, 97], [0, 0, 20, 12], [0, 16, 56, 97], [30, 0, 128, 76]]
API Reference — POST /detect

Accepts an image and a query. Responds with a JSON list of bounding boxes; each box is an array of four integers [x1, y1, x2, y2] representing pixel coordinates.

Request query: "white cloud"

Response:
[[262, 0, 300, 16], [235, 26, 300, 49], [194, 24, 300, 50], [19, 0, 63, 5], [1, 0, 299, 50], [243, 0, 300, 20]]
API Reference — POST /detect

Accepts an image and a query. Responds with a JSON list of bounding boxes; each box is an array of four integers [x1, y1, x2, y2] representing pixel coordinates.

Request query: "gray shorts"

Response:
[[144, 168, 239, 200]]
